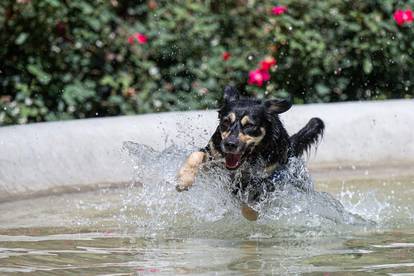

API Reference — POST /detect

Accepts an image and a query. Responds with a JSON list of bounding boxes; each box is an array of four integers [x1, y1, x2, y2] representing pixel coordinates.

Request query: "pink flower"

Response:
[[222, 51, 231, 61], [128, 32, 148, 45], [259, 57, 277, 71], [248, 69, 270, 87], [272, 6, 287, 16], [394, 9, 414, 26]]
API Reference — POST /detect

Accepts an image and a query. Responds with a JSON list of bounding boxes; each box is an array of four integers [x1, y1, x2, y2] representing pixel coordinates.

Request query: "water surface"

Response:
[[0, 143, 413, 275]]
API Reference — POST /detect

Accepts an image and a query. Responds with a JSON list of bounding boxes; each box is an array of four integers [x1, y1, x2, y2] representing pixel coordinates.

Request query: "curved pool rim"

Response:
[[0, 99, 413, 203]]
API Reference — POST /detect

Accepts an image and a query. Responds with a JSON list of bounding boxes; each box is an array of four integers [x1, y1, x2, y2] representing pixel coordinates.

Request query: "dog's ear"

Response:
[[224, 86, 240, 103], [264, 99, 292, 114]]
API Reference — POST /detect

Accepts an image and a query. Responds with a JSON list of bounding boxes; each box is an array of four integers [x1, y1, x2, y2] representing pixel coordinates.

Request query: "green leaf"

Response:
[[27, 64, 51, 85], [44, 0, 60, 7], [15, 33, 28, 45], [315, 84, 330, 96], [363, 58, 373, 74]]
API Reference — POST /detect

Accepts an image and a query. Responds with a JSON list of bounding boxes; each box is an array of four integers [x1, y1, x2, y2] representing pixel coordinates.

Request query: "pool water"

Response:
[[1, 178, 414, 275], [0, 143, 413, 275]]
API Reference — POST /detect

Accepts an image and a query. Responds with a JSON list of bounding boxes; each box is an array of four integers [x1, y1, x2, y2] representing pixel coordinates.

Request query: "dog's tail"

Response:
[[289, 118, 325, 157]]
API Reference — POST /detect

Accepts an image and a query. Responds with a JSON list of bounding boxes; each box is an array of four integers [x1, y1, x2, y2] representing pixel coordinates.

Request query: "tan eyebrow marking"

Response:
[[227, 112, 236, 123], [238, 127, 266, 145], [221, 131, 230, 139], [241, 116, 253, 126]]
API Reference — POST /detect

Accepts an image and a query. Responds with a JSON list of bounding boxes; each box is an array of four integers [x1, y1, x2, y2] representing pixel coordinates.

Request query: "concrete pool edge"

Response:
[[1, 99, 413, 202]]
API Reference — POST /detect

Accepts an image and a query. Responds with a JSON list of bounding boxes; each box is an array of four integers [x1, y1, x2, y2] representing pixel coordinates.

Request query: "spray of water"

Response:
[[119, 141, 396, 239]]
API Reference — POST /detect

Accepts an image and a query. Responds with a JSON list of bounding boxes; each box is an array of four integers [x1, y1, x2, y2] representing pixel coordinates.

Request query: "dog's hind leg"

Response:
[[241, 204, 259, 221], [289, 117, 325, 157]]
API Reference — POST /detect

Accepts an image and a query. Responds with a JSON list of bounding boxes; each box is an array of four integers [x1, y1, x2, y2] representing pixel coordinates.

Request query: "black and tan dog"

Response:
[[176, 86, 324, 221]]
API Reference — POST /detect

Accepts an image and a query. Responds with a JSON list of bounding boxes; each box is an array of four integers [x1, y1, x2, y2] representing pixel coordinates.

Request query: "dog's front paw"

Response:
[[175, 172, 195, 192], [175, 184, 189, 192], [175, 151, 205, 193]]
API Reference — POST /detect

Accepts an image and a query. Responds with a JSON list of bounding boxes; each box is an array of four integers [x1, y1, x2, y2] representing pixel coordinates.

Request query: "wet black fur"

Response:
[[217, 99, 290, 166], [201, 86, 325, 202], [203, 86, 324, 165], [289, 118, 325, 157]]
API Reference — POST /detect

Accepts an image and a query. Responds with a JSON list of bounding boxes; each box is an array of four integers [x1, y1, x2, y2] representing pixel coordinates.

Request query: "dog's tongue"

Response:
[[225, 154, 241, 169]]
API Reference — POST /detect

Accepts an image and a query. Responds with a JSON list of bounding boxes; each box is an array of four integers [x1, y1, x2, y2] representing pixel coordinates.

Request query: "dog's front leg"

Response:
[[176, 151, 206, 192]]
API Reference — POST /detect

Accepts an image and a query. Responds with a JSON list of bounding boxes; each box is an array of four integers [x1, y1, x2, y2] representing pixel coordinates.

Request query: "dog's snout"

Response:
[[223, 137, 239, 152], [224, 140, 238, 151]]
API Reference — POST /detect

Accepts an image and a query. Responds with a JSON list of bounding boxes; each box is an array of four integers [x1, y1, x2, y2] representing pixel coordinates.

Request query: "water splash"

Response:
[[336, 180, 414, 228], [120, 142, 374, 238]]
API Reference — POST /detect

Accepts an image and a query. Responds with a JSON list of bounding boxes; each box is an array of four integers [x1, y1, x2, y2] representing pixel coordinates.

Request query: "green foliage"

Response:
[[1, 0, 413, 125]]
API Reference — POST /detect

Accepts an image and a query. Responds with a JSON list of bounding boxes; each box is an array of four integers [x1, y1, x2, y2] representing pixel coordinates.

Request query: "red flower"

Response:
[[248, 69, 270, 87], [55, 21, 67, 37], [272, 6, 287, 15], [128, 32, 148, 45], [127, 35, 135, 45], [259, 57, 277, 71], [402, 9, 414, 24], [394, 9, 414, 26], [135, 33, 148, 44], [222, 51, 231, 61]]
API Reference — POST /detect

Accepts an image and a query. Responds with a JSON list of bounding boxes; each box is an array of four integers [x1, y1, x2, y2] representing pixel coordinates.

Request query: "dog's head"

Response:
[[218, 86, 291, 170]]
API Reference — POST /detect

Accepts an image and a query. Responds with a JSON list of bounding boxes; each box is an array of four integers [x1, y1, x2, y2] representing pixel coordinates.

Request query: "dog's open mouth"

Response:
[[225, 153, 243, 170]]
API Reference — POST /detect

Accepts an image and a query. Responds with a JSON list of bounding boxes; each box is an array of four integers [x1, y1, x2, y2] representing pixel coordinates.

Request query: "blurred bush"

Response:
[[0, 0, 413, 125]]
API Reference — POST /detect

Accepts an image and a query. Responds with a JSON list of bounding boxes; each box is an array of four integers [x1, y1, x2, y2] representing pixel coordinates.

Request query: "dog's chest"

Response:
[[228, 164, 278, 203]]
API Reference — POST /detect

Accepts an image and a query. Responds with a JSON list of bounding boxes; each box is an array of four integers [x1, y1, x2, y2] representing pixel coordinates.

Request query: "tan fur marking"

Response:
[[241, 116, 253, 126], [238, 127, 266, 145], [265, 163, 280, 175], [221, 113, 236, 139], [176, 151, 205, 192], [221, 131, 230, 139], [208, 140, 220, 158], [228, 112, 236, 123]]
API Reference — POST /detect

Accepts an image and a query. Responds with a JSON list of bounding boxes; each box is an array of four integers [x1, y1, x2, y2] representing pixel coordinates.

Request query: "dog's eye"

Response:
[[243, 123, 256, 129], [243, 124, 259, 135]]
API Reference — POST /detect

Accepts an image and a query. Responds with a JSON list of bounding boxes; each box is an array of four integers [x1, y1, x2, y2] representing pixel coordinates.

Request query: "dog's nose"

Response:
[[224, 140, 238, 151]]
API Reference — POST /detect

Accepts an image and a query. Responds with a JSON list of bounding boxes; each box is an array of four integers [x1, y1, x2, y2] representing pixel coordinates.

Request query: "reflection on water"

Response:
[[1, 227, 414, 274], [0, 142, 413, 274]]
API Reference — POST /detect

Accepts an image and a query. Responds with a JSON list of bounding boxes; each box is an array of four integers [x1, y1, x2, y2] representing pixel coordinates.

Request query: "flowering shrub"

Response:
[[393, 9, 413, 25], [272, 6, 288, 16], [259, 57, 277, 71], [128, 33, 148, 45], [248, 69, 270, 87], [222, 51, 231, 61], [248, 57, 276, 87], [0, 0, 413, 125]]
